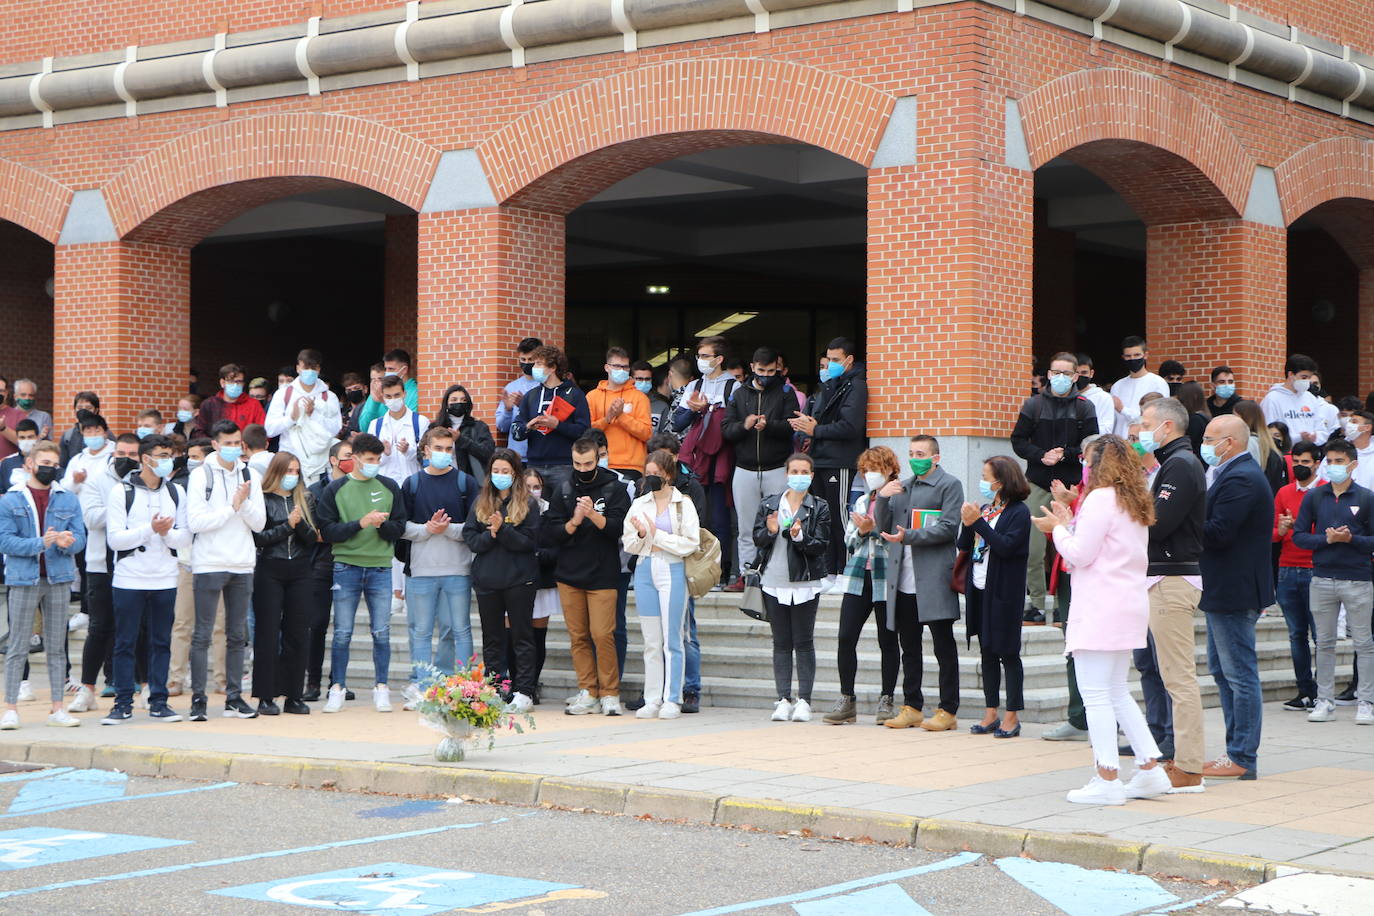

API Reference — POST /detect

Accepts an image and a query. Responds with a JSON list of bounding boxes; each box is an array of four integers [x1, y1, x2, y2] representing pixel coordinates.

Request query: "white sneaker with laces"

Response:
[[0, 710, 18, 730], [1357, 702, 1374, 726], [373, 685, 393, 713], [790, 699, 812, 722], [564, 692, 581, 706], [565, 690, 601, 716], [68, 612, 89, 632], [635, 702, 662, 719], [67, 686, 95, 713], [401, 684, 421, 711], [601, 695, 621, 717], [1124, 765, 1172, 799], [65, 676, 82, 694], [1067, 774, 1127, 806], [16, 681, 34, 703], [771, 699, 793, 722], [507, 692, 534, 714], [659, 702, 682, 719], [1308, 699, 1337, 722], [322, 685, 346, 713], [47, 709, 80, 728]]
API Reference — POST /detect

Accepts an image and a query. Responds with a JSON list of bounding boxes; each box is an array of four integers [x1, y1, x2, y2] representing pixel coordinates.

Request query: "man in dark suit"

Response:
[[1198, 414, 1275, 781]]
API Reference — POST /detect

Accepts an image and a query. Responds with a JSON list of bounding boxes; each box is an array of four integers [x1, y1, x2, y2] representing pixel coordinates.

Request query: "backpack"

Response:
[[111, 479, 181, 565], [675, 500, 722, 599], [679, 377, 736, 480], [371, 411, 422, 445], [395, 468, 474, 575]]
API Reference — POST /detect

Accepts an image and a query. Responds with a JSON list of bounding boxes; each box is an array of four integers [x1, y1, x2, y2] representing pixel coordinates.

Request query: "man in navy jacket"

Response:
[[1198, 414, 1274, 781]]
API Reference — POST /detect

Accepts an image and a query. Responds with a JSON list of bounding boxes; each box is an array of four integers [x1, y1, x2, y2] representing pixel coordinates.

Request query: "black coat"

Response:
[[541, 468, 631, 590], [752, 491, 832, 582], [1200, 453, 1276, 613], [722, 381, 796, 471], [1010, 391, 1099, 489], [253, 490, 319, 561], [462, 495, 541, 593], [807, 365, 867, 470], [958, 500, 1030, 657]]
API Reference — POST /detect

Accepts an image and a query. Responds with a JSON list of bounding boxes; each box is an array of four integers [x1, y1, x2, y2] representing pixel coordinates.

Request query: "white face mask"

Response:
[[696, 357, 715, 375], [1293, 378, 1311, 394], [863, 471, 886, 492], [17, 439, 36, 456], [1347, 420, 1366, 440], [385, 397, 404, 413]]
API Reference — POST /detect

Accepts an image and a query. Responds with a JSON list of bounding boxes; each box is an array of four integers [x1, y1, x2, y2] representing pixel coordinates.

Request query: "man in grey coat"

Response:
[[875, 434, 964, 731]]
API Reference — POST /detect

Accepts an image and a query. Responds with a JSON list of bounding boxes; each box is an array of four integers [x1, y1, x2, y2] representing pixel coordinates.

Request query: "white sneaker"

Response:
[[67, 686, 95, 713], [790, 699, 812, 722], [68, 612, 89, 632], [564, 692, 581, 706], [565, 690, 601, 716], [1308, 699, 1337, 722], [659, 702, 682, 719], [1067, 775, 1127, 806], [373, 685, 393, 713], [47, 709, 80, 728], [16, 681, 34, 703], [0, 710, 18, 730], [601, 695, 621, 717], [1124, 765, 1173, 799], [507, 692, 534, 714], [322, 685, 346, 713], [65, 676, 81, 694], [635, 702, 662, 719], [771, 699, 793, 722], [401, 684, 421, 711], [1357, 702, 1374, 726], [137, 684, 150, 710]]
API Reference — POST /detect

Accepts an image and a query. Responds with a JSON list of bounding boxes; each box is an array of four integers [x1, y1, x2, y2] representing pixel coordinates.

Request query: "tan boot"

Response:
[[883, 705, 924, 728], [919, 709, 957, 731]]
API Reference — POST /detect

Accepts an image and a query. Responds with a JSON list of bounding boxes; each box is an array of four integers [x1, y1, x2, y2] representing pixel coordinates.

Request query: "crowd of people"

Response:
[[0, 332, 1371, 808]]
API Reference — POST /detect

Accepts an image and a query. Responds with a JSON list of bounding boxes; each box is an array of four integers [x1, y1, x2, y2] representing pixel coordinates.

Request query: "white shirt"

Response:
[[61, 441, 114, 496], [1080, 384, 1115, 436], [1109, 372, 1170, 437], [372, 409, 429, 482], [264, 379, 342, 483]]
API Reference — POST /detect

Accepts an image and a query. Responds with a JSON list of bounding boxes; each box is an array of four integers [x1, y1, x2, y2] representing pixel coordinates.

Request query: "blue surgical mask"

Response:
[[84, 435, 106, 452], [187, 458, 204, 471], [297, 369, 319, 386], [824, 360, 845, 381], [1327, 464, 1350, 484], [978, 480, 997, 502], [598, 457, 610, 470], [218, 445, 243, 464], [281, 474, 299, 491], [1200, 443, 1222, 467], [151, 457, 174, 479], [224, 383, 243, 400], [490, 472, 514, 491], [176, 410, 194, 423], [428, 451, 453, 470], [531, 366, 549, 384], [1137, 427, 1159, 453], [136, 426, 153, 440], [634, 380, 653, 394], [1048, 374, 1073, 396], [359, 462, 382, 480], [1215, 383, 1235, 399], [609, 369, 630, 385], [787, 474, 812, 493]]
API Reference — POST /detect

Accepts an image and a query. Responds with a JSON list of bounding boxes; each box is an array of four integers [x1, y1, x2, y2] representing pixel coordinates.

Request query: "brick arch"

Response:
[[1274, 137, 1374, 227], [0, 157, 72, 244], [477, 58, 895, 214], [1018, 69, 1252, 224], [104, 113, 441, 246]]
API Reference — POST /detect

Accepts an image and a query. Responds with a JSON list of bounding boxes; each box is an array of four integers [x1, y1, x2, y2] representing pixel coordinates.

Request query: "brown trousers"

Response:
[[559, 584, 619, 698]]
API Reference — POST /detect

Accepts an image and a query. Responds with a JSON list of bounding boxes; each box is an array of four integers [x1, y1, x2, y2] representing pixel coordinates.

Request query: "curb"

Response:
[[1, 740, 1349, 886]]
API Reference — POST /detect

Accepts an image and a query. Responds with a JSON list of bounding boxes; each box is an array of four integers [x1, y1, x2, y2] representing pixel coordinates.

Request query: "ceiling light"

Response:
[[694, 311, 759, 337], [646, 285, 670, 295]]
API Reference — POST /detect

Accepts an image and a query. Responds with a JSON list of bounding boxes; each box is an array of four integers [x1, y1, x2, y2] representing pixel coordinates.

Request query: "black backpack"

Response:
[[110, 479, 182, 566]]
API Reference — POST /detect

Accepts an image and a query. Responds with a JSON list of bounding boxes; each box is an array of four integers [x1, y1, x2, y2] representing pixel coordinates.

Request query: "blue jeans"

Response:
[[330, 563, 392, 688], [1132, 631, 1174, 756], [1276, 566, 1317, 698], [406, 574, 472, 679], [633, 556, 689, 705], [615, 570, 630, 677], [684, 598, 700, 695], [112, 587, 176, 709], [1205, 609, 1263, 773]]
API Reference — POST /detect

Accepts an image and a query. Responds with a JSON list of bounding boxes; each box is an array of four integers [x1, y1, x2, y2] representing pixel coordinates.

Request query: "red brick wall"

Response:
[[0, 221, 55, 412], [383, 214, 418, 376]]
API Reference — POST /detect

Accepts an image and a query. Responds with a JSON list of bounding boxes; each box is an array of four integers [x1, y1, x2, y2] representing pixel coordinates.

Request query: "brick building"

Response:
[[2, 0, 1373, 476]]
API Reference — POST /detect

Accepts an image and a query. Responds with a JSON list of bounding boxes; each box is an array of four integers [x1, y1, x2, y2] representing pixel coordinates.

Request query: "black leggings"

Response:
[[82, 571, 115, 686], [981, 650, 1024, 711], [252, 557, 313, 702], [306, 565, 333, 688], [836, 572, 898, 697], [766, 595, 818, 702], [476, 584, 537, 698], [894, 592, 959, 714]]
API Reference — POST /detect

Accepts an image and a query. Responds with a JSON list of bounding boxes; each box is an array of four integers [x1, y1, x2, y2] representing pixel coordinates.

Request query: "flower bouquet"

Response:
[[414, 662, 534, 762]]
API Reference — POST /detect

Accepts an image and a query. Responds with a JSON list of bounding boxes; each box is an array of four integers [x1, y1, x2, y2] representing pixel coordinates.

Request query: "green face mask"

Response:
[[15, 398, 34, 410], [1131, 441, 1148, 457], [909, 457, 933, 477]]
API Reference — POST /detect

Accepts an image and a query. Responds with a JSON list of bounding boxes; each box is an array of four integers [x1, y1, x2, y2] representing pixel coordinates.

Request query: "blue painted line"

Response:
[[674, 852, 981, 916], [0, 817, 516, 900], [0, 780, 235, 819], [994, 857, 1178, 916], [356, 800, 448, 820], [0, 768, 72, 784], [793, 883, 935, 915], [8, 769, 127, 813]]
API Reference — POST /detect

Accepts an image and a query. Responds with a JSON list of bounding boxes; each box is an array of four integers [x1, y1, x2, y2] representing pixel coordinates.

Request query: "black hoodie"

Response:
[[808, 364, 867, 470], [541, 467, 631, 590], [722, 379, 796, 471]]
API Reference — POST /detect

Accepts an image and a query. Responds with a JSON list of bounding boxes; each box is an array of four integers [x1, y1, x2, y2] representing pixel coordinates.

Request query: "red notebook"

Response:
[[536, 395, 576, 435]]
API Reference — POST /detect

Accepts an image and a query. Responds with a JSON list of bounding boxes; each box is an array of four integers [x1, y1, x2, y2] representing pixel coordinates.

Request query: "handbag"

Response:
[[675, 501, 722, 599], [738, 568, 768, 621], [950, 549, 970, 595]]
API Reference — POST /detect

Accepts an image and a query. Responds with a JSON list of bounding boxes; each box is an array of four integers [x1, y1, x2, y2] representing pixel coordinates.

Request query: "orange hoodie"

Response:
[[587, 382, 653, 471]]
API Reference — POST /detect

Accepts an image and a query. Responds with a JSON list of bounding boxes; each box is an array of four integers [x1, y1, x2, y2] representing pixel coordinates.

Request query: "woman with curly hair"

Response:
[[1033, 434, 1169, 805]]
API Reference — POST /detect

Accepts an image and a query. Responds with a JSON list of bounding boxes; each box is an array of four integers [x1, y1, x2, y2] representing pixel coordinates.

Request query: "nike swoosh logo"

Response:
[[371, 494, 384, 502]]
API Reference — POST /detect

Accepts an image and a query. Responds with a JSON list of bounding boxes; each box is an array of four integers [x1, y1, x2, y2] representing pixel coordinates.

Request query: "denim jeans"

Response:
[[330, 563, 392, 688], [684, 598, 700, 696], [111, 587, 176, 710], [1204, 609, 1263, 773], [1276, 566, 1317, 698], [406, 574, 472, 679], [1132, 630, 1175, 757]]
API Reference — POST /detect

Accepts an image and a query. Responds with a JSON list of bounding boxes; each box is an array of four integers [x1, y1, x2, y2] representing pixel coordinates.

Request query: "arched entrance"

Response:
[[0, 220, 56, 414]]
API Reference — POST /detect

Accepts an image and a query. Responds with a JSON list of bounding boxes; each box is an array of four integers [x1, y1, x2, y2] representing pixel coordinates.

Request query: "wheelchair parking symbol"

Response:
[[0, 827, 187, 870], [211, 862, 595, 914]]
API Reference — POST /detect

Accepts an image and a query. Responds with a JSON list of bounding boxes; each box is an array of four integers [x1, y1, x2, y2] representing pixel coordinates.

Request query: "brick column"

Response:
[[1145, 220, 1286, 400], [383, 214, 418, 372], [53, 241, 190, 432], [1360, 269, 1374, 397], [416, 206, 564, 424]]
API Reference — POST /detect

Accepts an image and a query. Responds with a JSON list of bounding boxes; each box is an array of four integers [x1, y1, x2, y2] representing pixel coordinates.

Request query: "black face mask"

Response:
[[33, 465, 58, 486], [1123, 357, 1146, 373], [1167, 381, 1182, 396], [576, 468, 598, 485], [1075, 376, 1091, 390], [346, 388, 367, 405], [641, 474, 663, 494], [447, 402, 470, 418], [1293, 465, 1314, 482], [113, 456, 139, 478], [520, 361, 534, 377], [756, 374, 782, 390]]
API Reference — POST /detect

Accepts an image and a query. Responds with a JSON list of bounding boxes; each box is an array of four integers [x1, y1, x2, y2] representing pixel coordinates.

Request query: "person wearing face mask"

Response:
[[1011, 352, 1099, 624], [495, 338, 543, 462], [8, 379, 53, 442], [369, 375, 429, 484], [0, 420, 40, 490], [102, 434, 193, 725], [1197, 414, 1275, 780], [1261, 354, 1331, 445], [1208, 366, 1241, 416], [463, 449, 542, 714], [59, 392, 101, 469], [0, 386, 28, 464], [875, 435, 965, 732], [1272, 440, 1324, 713], [194, 363, 266, 438], [521, 466, 560, 702], [347, 364, 387, 437], [134, 409, 163, 442], [338, 371, 370, 440], [1291, 438, 1374, 727], [0, 440, 86, 731], [1158, 361, 1187, 396], [166, 437, 226, 702], [588, 347, 653, 480], [434, 385, 494, 481], [1108, 336, 1170, 438], [671, 336, 739, 586], [163, 395, 200, 439], [826, 447, 903, 725], [303, 440, 354, 701], [1344, 410, 1374, 489], [631, 361, 672, 433], [265, 348, 342, 486], [723, 347, 798, 588], [1074, 355, 1115, 435], [315, 434, 407, 715]]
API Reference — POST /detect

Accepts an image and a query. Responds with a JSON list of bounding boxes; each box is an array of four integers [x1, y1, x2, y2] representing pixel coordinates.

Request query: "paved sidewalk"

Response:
[[1, 690, 1370, 875]]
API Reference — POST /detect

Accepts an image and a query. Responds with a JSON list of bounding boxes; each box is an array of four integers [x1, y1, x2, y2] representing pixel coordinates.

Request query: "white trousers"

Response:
[[1073, 649, 1160, 772]]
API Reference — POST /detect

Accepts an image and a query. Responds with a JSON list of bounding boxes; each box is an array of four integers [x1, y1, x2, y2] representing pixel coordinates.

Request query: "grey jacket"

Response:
[[874, 465, 964, 623]]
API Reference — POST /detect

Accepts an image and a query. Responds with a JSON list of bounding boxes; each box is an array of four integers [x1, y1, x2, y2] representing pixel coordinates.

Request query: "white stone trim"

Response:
[[395, 2, 420, 81], [1164, 4, 1191, 64], [610, 0, 637, 52], [296, 15, 321, 95], [745, 0, 770, 34], [500, 0, 525, 69], [1092, 0, 1120, 42], [29, 57, 53, 129], [203, 33, 227, 108], [113, 45, 137, 117]]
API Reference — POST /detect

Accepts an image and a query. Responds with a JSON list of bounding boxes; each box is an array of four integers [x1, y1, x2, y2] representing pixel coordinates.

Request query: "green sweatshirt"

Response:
[[329, 476, 397, 568], [357, 377, 419, 431]]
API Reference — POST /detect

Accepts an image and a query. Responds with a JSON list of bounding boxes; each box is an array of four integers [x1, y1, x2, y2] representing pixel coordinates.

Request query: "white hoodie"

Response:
[[1260, 383, 1331, 445], [62, 440, 114, 496], [106, 474, 192, 590], [265, 378, 342, 484], [79, 455, 127, 574], [186, 457, 266, 574]]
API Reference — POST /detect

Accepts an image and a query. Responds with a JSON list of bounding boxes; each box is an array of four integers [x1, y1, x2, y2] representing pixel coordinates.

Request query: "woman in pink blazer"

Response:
[[1033, 435, 1171, 806]]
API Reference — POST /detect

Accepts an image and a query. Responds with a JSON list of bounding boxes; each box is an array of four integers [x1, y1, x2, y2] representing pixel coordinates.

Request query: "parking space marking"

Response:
[[0, 779, 234, 819], [0, 827, 187, 871], [8, 769, 126, 814], [792, 883, 934, 915], [994, 857, 1179, 916], [0, 768, 74, 785]]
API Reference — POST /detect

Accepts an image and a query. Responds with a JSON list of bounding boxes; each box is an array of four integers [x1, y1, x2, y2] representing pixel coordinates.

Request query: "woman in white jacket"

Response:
[[621, 449, 700, 720]]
